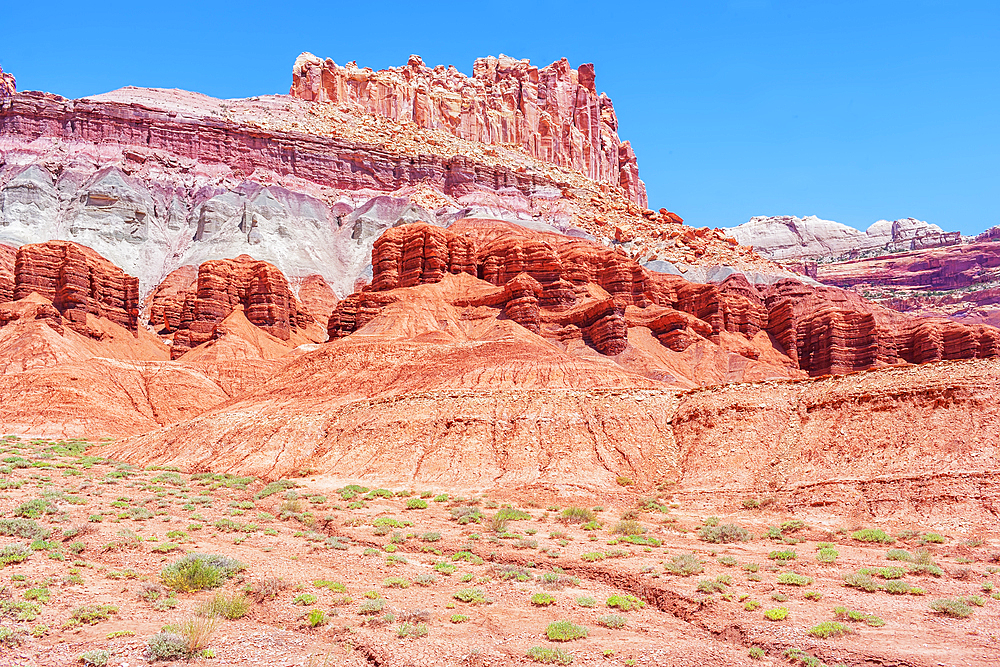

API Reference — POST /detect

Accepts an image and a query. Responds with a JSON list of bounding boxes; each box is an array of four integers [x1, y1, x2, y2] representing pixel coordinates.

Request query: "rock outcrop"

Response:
[[327, 219, 1000, 376], [295, 275, 338, 327], [170, 255, 318, 359], [817, 242, 1000, 291], [0, 66, 13, 101], [762, 279, 1000, 375], [290, 53, 647, 208], [13, 240, 139, 335], [0, 243, 15, 302], [726, 215, 961, 263], [148, 265, 198, 333]]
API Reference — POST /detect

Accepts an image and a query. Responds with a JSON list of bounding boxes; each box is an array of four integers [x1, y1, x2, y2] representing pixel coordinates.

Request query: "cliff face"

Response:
[[327, 219, 1000, 377], [290, 53, 647, 208], [0, 66, 14, 101], [166, 255, 318, 359], [0, 243, 14, 302], [13, 240, 139, 335]]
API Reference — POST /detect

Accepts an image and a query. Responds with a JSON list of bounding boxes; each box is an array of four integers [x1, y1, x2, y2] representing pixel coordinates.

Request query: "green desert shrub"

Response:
[[526, 646, 573, 665], [929, 598, 973, 618], [764, 607, 789, 621], [546, 620, 587, 641], [699, 523, 750, 543], [606, 594, 644, 611], [852, 528, 893, 543], [777, 573, 813, 586], [79, 649, 111, 666], [161, 554, 244, 592], [808, 621, 850, 638], [664, 553, 703, 576], [559, 507, 595, 524]]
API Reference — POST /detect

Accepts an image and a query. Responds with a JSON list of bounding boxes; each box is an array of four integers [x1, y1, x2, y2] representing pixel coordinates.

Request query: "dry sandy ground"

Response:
[[0, 436, 997, 667]]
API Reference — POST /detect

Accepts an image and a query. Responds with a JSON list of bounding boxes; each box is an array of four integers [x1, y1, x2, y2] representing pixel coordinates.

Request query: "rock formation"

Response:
[[290, 53, 647, 208], [147, 265, 198, 334], [169, 255, 319, 359], [0, 66, 13, 101], [13, 240, 139, 335], [0, 243, 15, 302], [726, 215, 961, 263], [326, 219, 1000, 377]]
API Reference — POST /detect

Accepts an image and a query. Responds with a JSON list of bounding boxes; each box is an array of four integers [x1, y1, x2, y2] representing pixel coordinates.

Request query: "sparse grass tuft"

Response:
[[559, 507, 596, 524], [664, 553, 703, 576], [929, 598, 973, 618], [196, 592, 249, 620]]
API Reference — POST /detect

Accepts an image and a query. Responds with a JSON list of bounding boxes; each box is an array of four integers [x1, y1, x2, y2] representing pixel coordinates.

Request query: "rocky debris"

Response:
[[0, 297, 65, 335], [0, 65, 13, 101], [170, 255, 318, 359], [726, 215, 961, 263], [290, 52, 648, 207], [13, 240, 139, 335]]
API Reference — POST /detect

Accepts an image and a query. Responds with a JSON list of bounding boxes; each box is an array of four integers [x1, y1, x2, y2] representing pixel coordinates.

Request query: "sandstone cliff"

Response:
[[290, 53, 647, 208], [166, 255, 321, 359], [327, 219, 1000, 378], [13, 240, 139, 335]]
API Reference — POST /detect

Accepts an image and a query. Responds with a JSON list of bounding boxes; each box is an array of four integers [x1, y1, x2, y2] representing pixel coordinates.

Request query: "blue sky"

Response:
[[3, 1, 997, 234]]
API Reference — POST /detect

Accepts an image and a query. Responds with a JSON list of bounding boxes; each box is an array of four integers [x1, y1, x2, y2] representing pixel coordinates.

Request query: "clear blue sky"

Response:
[[3, 1, 997, 234]]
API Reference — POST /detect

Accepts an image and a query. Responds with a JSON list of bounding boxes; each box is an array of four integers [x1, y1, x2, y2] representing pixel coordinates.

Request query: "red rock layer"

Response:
[[13, 241, 139, 335], [371, 225, 476, 291], [148, 265, 198, 334], [817, 242, 1000, 291], [762, 279, 1000, 375], [327, 291, 401, 340], [329, 220, 1000, 374], [0, 92, 567, 206], [0, 244, 15, 303], [171, 256, 315, 359], [290, 53, 647, 207]]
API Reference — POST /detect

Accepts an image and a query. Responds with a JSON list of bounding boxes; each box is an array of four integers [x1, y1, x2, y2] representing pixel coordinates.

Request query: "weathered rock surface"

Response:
[[290, 52, 647, 207], [817, 241, 1000, 291], [0, 243, 14, 302], [0, 66, 13, 101], [328, 219, 1000, 378], [763, 278, 1000, 375], [295, 274, 338, 327], [13, 240, 139, 335], [147, 265, 198, 333], [726, 215, 961, 263], [170, 255, 321, 359]]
